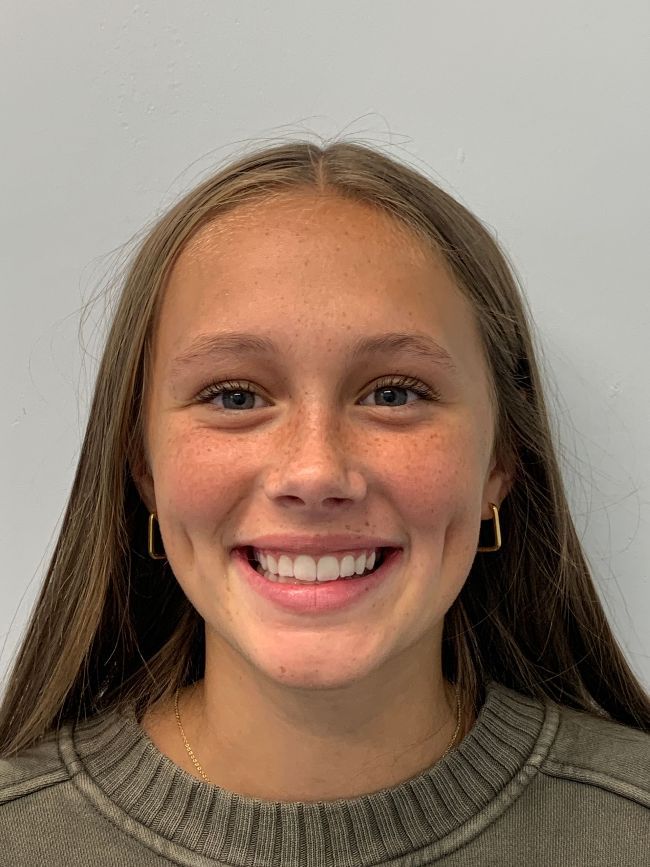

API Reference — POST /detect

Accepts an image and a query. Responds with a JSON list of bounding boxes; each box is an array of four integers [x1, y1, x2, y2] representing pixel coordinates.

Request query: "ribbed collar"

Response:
[[58, 680, 559, 866]]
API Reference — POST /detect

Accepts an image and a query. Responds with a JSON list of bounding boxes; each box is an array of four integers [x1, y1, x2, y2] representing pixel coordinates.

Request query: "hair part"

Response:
[[2, 139, 648, 757]]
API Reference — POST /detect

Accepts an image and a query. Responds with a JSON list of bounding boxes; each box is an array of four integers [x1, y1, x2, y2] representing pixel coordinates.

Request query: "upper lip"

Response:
[[233, 534, 403, 556]]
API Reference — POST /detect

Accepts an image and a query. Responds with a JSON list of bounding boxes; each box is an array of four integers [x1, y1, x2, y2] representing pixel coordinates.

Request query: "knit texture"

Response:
[[1, 680, 648, 865]]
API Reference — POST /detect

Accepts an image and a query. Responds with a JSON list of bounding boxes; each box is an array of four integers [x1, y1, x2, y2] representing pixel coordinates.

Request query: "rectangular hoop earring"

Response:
[[148, 512, 167, 560], [477, 503, 502, 553]]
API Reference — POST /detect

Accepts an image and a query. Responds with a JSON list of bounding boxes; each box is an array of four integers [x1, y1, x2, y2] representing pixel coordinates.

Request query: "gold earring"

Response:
[[477, 502, 502, 552], [148, 512, 166, 560]]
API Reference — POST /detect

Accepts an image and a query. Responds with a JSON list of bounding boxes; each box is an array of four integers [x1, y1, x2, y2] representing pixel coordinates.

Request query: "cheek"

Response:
[[389, 424, 483, 528], [153, 427, 245, 528]]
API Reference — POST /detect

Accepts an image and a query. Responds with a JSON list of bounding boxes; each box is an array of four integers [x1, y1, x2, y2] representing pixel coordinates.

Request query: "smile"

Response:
[[245, 547, 391, 583]]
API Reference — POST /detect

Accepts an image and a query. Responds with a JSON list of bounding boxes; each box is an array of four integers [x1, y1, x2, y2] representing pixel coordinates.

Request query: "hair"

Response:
[[2, 139, 649, 757]]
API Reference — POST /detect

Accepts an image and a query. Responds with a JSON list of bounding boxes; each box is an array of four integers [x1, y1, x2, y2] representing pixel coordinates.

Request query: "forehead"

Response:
[[182, 192, 428, 262], [154, 193, 487, 384]]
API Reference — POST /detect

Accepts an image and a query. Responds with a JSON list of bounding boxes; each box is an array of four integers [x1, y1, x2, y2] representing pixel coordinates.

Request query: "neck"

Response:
[[171, 657, 466, 802]]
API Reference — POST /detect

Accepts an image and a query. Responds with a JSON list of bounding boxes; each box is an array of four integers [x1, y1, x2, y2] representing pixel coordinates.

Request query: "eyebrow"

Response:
[[169, 331, 458, 377]]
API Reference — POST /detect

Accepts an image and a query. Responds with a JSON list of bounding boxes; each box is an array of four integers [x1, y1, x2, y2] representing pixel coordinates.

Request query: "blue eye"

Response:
[[196, 376, 440, 411], [368, 376, 440, 407]]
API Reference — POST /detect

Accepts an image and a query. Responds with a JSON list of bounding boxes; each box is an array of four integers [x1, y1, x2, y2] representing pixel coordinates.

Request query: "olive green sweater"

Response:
[[0, 681, 648, 865]]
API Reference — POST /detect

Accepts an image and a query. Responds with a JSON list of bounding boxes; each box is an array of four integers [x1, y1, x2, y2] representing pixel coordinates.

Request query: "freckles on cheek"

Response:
[[393, 430, 481, 533], [156, 431, 243, 526]]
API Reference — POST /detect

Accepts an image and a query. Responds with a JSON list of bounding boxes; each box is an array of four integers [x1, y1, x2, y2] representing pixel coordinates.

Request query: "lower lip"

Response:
[[232, 547, 402, 614]]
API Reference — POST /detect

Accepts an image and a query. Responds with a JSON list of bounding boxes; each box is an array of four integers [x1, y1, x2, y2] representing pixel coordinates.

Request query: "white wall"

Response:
[[1, 1, 648, 692]]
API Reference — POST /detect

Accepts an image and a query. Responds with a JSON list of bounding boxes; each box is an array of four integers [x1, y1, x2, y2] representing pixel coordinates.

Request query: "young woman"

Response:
[[1, 141, 648, 866]]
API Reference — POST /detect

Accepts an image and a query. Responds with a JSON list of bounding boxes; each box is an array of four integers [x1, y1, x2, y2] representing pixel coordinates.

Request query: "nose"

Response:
[[262, 411, 367, 511]]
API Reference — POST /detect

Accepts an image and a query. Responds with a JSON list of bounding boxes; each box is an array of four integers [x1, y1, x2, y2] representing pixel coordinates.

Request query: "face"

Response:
[[138, 192, 510, 693]]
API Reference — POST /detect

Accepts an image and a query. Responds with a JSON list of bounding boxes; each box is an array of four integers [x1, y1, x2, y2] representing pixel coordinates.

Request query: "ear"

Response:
[[129, 452, 157, 515], [481, 450, 515, 518]]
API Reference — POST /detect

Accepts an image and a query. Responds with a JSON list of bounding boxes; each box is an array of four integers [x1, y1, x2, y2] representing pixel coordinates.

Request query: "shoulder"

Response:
[[0, 728, 72, 806], [541, 699, 650, 807]]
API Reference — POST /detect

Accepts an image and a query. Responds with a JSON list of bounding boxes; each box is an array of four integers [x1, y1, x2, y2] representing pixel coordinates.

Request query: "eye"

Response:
[[360, 375, 440, 407], [196, 376, 440, 411], [196, 380, 263, 411]]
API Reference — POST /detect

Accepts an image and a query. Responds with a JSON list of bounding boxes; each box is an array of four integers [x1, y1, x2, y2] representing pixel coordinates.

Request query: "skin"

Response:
[[136, 191, 511, 802]]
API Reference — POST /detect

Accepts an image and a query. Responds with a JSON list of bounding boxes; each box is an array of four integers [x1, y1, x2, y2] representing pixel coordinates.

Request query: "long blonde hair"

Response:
[[2, 139, 648, 757]]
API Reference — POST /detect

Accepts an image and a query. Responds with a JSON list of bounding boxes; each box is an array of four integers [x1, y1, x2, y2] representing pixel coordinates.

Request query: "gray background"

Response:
[[1, 1, 648, 692]]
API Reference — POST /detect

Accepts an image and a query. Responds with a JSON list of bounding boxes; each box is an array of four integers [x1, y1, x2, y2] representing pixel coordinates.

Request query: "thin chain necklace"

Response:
[[174, 683, 462, 785]]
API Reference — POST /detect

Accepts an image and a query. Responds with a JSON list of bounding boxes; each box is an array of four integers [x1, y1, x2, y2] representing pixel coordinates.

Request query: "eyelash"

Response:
[[195, 375, 441, 410]]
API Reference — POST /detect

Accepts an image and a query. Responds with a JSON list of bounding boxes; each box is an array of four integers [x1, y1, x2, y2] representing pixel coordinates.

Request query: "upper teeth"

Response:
[[254, 548, 379, 582]]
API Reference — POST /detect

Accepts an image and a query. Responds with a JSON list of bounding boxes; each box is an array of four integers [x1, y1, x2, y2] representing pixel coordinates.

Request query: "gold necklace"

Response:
[[174, 683, 462, 785]]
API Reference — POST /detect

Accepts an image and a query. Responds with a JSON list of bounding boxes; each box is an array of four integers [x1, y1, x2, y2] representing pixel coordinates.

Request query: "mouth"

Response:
[[233, 545, 403, 614], [240, 545, 395, 582]]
